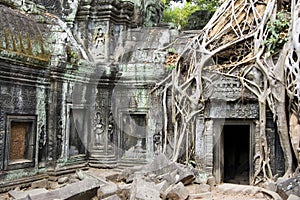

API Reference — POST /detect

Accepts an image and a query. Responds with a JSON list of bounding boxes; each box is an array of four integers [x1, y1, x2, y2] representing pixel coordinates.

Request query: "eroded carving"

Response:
[[94, 111, 105, 147]]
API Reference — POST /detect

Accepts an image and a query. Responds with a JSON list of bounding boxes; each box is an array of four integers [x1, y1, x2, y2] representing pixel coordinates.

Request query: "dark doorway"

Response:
[[223, 125, 250, 184]]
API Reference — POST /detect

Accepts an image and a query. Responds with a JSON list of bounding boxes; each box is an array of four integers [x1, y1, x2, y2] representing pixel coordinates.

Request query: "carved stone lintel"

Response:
[[206, 101, 259, 119]]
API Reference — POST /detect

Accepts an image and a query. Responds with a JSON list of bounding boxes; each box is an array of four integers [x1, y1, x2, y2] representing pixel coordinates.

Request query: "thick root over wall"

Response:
[[155, 0, 300, 185]]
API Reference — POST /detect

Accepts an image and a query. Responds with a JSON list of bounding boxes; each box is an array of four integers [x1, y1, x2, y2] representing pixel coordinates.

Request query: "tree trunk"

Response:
[[276, 101, 293, 177]]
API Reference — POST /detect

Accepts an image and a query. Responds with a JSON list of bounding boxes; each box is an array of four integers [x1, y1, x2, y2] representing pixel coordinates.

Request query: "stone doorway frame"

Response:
[[117, 109, 149, 164], [213, 120, 255, 184], [63, 104, 88, 160]]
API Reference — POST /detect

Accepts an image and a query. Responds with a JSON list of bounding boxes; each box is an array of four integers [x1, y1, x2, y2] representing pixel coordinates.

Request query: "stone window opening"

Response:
[[5, 115, 37, 170]]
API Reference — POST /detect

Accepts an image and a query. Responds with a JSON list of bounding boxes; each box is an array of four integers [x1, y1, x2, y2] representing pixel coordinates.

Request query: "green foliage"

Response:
[[264, 12, 290, 57], [163, 2, 200, 29], [161, 0, 220, 29], [165, 64, 176, 70], [167, 47, 176, 54], [194, 0, 220, 12]]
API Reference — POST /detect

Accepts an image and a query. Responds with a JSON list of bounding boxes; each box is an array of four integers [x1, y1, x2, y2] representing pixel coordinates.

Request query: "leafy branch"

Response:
[[264, 11, 290, 56]]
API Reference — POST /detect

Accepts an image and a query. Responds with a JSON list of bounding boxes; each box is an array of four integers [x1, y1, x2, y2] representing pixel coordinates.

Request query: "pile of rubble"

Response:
[[5, 153, 300, 199], [96, 153, 208, 200], [6, 170, 100, 200]]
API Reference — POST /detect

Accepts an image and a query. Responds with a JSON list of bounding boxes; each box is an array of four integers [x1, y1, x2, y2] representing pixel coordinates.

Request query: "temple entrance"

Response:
[[223, 125, 250, 184], [214, 121, 254, 185]]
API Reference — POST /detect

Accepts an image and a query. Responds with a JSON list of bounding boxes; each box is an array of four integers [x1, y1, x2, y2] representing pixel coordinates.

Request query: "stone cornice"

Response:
[[78, 0, 134, 25]]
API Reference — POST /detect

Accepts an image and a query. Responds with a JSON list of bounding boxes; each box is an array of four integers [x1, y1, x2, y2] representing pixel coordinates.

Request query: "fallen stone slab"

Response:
[[277, 174, 300, 199], [163, 182, 189, 200], [185, 184, 210, 194], [31, 179, 49, 189], [147, 153, 172, 172], [9, 188, 48, 199], [97, 182, 118, 199], [58, 176, 69, 184], [192, 169, 208, 184], [176, 163, 195, 185], [130, 177, 161, 200], [142, 154, 195, 186], [17, 178, 101, 200]]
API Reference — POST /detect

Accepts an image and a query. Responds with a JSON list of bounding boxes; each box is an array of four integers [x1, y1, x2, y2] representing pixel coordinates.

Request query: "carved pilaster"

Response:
[[89, 86, 117, 168]]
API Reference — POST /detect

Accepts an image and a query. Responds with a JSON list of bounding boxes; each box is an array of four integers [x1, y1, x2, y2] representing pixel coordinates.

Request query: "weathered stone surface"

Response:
[[192, 169, 208, 184], [147, 153, 171, 172], [116, 182, 131, 200], [164, 182, 189, 200], [288, 194, 300, 200], [58, 176, 69, 184], [31, 179, 49, 189], [130, 177, 161, 200], [189, 192, 212, 200], [185, 184, 210, 194], [277, 174, 300, 199], [17, 178, 100, 200], [176, 163, 195, 185], [207, 176, 216, 187], [106, 172, 126, 183], [97, 182, 118, 199], [9, 188, 48, 199], [262, 181, 277, 192]]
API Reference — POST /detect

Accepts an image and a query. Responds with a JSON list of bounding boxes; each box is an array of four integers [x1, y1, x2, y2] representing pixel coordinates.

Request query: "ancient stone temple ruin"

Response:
[[0, 0, 287, 191]]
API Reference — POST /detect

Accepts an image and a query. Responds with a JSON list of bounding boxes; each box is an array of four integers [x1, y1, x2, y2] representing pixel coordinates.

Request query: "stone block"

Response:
[[106, 172, 125, 182], [165, 182, 189, 200], [131, 177, 160, 200], [8, 188, 48, 199], [17, 178, 100, 200], [116, 183, 130, 200], [288, 194, 300, 200], [192, 169, 208, 184], [97, 182, 118, 199], [31, 179, 49, 189], [185, 184, 210, 194], [277, 174, 300, 199], [147, 153, 171, 172], [156, 180, 171, 193], [207, 176, 216, 187], [156, 170, 178, 186], [176, 163, 195, 185], [58, 176, 69, 184], [262, 181, 277, 192]]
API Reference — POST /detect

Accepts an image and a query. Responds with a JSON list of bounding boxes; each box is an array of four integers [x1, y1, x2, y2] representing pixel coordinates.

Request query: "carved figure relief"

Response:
[[94, 112, 105, 147], [144, 1, 163, 27], [153, 131, 162, 155], [92, 26, 105, 58]]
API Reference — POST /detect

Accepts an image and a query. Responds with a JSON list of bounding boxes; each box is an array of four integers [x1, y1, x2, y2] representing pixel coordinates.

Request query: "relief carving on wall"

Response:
[[92, 26, 105, 58], [153, 131, 162, 155], [94, 111, 105, 147], [207, 102, 259, 119]]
